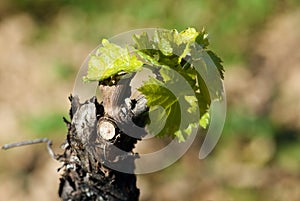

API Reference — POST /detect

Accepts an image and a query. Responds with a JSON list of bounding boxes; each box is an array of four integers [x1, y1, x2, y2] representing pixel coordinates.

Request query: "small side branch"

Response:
[[1, 138, 56, 160]]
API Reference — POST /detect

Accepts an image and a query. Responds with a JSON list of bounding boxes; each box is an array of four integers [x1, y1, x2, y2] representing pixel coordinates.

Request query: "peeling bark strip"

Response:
[[57, 96, 144, 201]]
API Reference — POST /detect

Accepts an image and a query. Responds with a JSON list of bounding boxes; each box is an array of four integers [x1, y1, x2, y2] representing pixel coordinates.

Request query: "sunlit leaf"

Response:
[[83, 39, 143, 82], [83, 28, 224, 142]]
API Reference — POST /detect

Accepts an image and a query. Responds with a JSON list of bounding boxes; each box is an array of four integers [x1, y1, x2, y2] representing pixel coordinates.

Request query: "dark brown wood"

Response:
[[57, 76, 148, 201]]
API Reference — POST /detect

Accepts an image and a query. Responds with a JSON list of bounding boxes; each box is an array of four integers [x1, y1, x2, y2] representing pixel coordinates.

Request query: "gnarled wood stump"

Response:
[[57, 77, 148, 201]]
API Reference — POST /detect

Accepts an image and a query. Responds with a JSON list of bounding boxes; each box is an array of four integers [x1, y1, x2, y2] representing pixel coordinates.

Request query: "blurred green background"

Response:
[[0, 0, 300, 200]]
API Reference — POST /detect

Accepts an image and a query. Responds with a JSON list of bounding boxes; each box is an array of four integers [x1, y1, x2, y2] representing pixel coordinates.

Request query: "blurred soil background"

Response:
[[0, 0, 300, 200]]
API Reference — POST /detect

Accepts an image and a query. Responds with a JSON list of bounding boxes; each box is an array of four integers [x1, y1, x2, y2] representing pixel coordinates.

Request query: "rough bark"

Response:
[[57, 77, 148, 201]]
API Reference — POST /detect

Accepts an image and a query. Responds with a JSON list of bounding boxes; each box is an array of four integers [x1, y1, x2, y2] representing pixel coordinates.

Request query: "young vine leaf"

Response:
[[83, 39, 143, 82], [83, 28, 224, 142]]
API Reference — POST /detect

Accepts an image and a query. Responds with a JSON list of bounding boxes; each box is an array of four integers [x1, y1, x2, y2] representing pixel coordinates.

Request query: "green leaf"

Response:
[[195, 28, 209, 49], [134, 28, 224, 141], [83, 39, 143, 82], [138, 70, 201, 142], [83, 27, 224, 142], [138, 78, 181, 139], [175, 27, 199, 45], [199, 112, 210, 129], [153, 30, 174, 56], [207, 50, 224, 79]]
